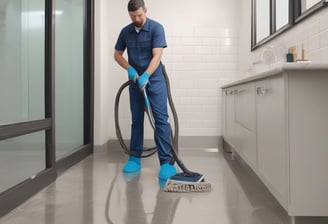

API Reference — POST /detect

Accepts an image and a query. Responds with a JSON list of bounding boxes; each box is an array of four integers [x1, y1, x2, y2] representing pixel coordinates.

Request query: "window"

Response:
[[255, 0, 270, 43], [276, 0, 289, 30], [301, 0, 322, 13], [295, 0, 328, 22], [251, 0, 328, 50]]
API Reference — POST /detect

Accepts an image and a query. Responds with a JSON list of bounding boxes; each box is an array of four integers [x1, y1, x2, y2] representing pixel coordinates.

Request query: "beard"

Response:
[[134, 21, 143, 28]]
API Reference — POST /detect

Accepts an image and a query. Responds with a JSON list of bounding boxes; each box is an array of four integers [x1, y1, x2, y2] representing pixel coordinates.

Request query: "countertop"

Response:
[[221, 62, 328, 88]]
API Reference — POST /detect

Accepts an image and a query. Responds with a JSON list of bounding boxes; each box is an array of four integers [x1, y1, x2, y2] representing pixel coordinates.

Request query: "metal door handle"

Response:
[[256, 87, 270, 95]]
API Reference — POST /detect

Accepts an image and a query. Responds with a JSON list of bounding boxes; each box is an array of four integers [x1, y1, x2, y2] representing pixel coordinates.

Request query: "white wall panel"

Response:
[[94, 0, 241, 145]]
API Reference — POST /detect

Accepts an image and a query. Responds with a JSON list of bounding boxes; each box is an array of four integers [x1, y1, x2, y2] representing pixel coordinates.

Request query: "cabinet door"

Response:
[[223, 88, 235, 146], [235, 83, 256, 132], [288, 71, 328, 215], [256, 75, 287, 206], [234, 83, 257, 169]]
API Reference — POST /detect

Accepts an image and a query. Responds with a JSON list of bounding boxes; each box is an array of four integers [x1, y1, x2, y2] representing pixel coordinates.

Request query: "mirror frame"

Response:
[[251, 0, 328, 51]]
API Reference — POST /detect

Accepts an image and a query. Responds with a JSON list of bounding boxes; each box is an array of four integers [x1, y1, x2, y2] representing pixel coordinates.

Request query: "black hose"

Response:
[[162, 65, 179, 151], [114, 80, 157, 158], [114, 65, 194, 175]]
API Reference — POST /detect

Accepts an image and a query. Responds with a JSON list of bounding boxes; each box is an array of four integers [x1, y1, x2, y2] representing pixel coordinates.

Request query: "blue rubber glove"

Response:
[[138, 72, 150, 90], [127, 66, 138, 82]]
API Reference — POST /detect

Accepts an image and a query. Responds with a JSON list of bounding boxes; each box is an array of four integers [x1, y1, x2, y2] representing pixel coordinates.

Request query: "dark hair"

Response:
[[128, 0, 145, 11]]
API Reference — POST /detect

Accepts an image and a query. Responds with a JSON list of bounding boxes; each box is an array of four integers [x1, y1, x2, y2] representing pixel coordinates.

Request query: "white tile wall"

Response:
[[94, 0, 328, 145], [238, 3, 328, 78], [94, 0, 241, 145]]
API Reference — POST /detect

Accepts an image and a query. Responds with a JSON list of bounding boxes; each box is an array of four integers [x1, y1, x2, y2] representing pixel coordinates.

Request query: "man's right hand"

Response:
[[127, 66, 138, 83]]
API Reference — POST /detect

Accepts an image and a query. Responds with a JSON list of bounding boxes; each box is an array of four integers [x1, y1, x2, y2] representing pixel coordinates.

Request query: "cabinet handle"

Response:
[[234, 89, 246, 95], [256, 87, 270, 95], [225, 89, 234, 95]]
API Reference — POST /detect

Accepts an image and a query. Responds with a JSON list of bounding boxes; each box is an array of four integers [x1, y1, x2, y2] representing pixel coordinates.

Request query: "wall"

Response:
[[94, 0, 113, 145], [94, 0, 241, 145], [238, 2, 328, 79]]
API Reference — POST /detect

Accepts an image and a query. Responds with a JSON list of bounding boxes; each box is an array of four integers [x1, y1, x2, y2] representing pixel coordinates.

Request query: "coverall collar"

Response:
[[129, 18, 150, 33]]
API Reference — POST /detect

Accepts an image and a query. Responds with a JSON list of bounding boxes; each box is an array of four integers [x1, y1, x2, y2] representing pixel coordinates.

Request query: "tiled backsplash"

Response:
[[163, 26, 238, 136], [239, 6, 328, 78]]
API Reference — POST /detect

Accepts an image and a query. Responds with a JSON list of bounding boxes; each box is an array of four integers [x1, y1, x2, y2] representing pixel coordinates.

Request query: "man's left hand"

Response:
[[138, 72, 150, 90]]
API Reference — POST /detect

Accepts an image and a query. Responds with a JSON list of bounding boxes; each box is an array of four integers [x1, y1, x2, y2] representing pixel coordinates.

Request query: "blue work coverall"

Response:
[[115, 18, 173, 165]]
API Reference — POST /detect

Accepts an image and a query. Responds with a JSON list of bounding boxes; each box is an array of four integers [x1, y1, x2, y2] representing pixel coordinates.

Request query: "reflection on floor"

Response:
[[1, 142, 328, 224]]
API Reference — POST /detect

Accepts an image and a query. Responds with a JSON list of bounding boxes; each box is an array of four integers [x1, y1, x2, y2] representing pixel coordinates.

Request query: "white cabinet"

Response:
[[223, 76, 286, 207], [223, 83, 257, 170], [223, 87, 235, 147], [287, 70, 328, 215], [256, 75, 288, 208], [233, 83, 257, 170], [234, 83, 256, 132], [222, 65, 328, 217]]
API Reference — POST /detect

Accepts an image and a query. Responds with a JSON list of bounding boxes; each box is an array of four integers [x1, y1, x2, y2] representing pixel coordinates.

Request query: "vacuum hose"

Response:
[[114, 65, 193, 174]]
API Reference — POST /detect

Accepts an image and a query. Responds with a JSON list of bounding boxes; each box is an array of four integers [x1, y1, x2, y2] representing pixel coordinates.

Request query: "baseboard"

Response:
[[0, 168, 57, 217], [97, 136, 223, 151], [178, 136, 222, 149]]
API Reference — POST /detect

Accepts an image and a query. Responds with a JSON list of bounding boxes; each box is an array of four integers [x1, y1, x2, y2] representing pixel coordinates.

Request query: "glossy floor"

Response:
[[1, 144, 327, 224]]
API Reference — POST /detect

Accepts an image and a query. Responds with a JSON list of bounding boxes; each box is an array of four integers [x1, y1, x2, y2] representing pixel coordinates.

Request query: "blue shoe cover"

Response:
[[158, 179, 167, 189], [158, 163, 177, 180], [122, 157, 141, 173]]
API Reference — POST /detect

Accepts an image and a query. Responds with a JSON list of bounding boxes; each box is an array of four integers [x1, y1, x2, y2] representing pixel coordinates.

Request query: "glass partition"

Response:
[[0, 0, 45, 193], [0, 0, 45, 125], [0, 0, 93, 217], [55, 0, 85, 158], [0, 131, 45, 192]]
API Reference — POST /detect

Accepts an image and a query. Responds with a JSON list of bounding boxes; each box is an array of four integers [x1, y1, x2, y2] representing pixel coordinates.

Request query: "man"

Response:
[[114, 0, 177, 181]]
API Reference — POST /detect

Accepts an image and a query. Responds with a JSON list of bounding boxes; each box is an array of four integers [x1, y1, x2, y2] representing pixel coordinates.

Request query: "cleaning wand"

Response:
[[142, 86, 212, 193], [114, 65, 212, 193]]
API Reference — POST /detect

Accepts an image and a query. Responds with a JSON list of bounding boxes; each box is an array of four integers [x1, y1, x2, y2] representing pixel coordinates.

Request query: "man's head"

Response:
[[128, 0, 147, 28]]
